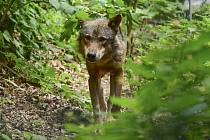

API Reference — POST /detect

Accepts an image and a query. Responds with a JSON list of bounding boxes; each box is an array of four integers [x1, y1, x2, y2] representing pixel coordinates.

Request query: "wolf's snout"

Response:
[[87, 52, 97, 61]]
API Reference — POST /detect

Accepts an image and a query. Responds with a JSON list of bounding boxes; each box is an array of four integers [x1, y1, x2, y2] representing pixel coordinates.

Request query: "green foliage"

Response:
[[67, 31, 210, 140], [24, 132, 47, 140], [60, 84, 91, 109], [0, 0, 71, 92], [56, 0, 129, 42], [0, 1, 49, 58], [135, 16, 210, 56], [1, 0, 210, 138], [0, 133, 11, 140]]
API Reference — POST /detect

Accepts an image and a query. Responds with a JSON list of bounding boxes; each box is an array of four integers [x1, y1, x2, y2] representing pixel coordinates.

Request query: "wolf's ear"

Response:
[[108, 15, 121, 33]]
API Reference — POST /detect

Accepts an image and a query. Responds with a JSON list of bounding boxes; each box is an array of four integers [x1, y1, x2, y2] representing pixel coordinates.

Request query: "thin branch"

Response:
[[3, 78, 24, 91], [0, 62, 41, 87], [0, 62, 25, 79]]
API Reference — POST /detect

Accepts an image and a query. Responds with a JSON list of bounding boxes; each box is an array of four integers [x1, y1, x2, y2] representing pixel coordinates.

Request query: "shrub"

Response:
[[68, 32, 210, 140]]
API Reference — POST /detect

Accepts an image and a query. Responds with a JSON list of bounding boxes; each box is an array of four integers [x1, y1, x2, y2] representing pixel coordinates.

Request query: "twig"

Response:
[[0, 62, 41, 87], [3, 78, 24, 91], [0, 62, 25, 79]]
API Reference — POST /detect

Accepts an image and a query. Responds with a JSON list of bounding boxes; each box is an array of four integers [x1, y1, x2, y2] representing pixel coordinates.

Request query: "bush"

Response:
[[67, 32, 210, 140]]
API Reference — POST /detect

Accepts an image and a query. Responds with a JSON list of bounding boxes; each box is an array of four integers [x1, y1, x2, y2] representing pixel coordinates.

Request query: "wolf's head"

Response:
[[79, 15, 121, 62]]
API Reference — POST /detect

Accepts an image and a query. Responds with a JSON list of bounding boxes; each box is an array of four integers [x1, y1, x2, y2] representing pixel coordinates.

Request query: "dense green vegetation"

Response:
[[70, 32, 210, 140], [0, 0, 210, 139]]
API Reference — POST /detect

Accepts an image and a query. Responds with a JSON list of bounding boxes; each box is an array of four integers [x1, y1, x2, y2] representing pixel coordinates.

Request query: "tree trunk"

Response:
[[125, 0, 137, 57]]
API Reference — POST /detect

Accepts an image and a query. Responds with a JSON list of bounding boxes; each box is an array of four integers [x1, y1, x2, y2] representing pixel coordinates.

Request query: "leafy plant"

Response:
[[0, 133, 11, 140], [66, 31, 210, 140], [1, 0, 210, 139], [24, 132, 47, 140]]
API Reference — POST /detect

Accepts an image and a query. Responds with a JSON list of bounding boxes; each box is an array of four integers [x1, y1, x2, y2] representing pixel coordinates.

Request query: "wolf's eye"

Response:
[[84, 34, 91, 41], [98, 36, 107, 42]]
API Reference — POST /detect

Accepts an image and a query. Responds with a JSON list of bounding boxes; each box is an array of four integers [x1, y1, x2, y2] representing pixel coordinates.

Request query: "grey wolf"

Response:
[[78, 15, 126, 123]]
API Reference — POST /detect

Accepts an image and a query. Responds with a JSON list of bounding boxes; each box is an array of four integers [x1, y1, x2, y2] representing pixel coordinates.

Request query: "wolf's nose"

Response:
[[87, 53, 96, 60]]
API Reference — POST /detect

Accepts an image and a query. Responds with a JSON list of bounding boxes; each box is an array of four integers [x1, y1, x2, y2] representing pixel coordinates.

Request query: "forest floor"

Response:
[[0, 45, 131, 139]]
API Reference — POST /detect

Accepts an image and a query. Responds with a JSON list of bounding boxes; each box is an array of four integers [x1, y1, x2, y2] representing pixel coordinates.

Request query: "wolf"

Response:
[[78, 15, 127, 123]]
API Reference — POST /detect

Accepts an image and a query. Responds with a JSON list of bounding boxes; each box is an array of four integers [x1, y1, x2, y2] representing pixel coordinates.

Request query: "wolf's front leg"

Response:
[[88, 77, 103, 123], [108, 69, 123, 112], [99, 86, 107, 112]]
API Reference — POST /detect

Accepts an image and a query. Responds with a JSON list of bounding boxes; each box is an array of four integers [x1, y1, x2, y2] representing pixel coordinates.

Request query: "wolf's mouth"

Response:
[[87, 58, 98, 63], [86, 52, 101, 63]]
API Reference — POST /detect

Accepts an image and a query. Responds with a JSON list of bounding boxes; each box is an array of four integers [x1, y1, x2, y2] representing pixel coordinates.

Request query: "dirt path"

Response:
[[0, 53, 130, 139]]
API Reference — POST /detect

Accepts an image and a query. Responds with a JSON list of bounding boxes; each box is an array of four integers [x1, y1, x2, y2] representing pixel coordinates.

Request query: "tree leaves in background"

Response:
[[60, 16, 78, 41]]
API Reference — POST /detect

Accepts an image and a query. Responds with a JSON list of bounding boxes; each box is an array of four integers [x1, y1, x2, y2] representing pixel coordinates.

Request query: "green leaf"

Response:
[[31, 134, 47, 140], [180, 103, 207, 117], [138, 80, 163, 113], [46, 67, 56, 78], [30, 17, 37, 27], [24, 132, 47, 140], [1, 134, 11, 140], [49, 0, 60, 9], [111, 97, 137, 109], [23, 132, 33, 140], [60, 17, 77, 41], [115, 0, 124, 6], [3, 31, 12, 42], [166, 93, 201, 113], [75, 11, 90, 20], [20, 20, 31, 28], [59, 72, 71, 81], [125, 59, 155, 79], [183, 31, 210, 53], [60, 2, 76, 14], [12, 38, 21, 48], [16, 0, 26, 8]]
